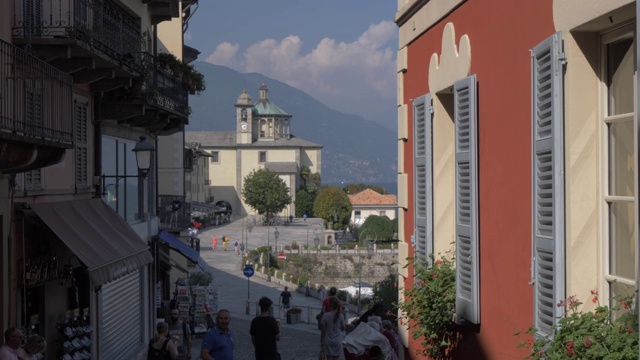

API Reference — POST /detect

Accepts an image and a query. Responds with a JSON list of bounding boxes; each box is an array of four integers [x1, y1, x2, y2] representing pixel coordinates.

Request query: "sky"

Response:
[[185, 1, 398, 130]]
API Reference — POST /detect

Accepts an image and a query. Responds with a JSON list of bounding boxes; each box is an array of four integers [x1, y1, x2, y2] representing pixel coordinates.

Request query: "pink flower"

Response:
[[565, 341, 575, 357], [557, 300, 565, 308], [592, 296, 598, 304]]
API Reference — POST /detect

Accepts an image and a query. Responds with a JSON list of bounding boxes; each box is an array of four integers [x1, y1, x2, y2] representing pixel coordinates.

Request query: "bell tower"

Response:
[[235, 89, 253, 144]]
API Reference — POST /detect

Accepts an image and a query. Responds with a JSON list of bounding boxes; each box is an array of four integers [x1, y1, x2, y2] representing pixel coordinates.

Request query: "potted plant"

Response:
[[286, 306, 303, 324]]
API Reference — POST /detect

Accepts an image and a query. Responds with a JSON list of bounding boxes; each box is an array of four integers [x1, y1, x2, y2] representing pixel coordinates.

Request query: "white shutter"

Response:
[[100, 270, 145, 359], [24, 169, 42, 191], [531, 32, 565, 337], [413, 94, 433, 265], [75, 101, 89, 188], [454, 75, 479, 324]]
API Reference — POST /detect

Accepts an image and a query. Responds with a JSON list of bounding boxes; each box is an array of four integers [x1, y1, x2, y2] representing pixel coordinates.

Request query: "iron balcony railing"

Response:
[[12, 0, 142, 72], [158, 195, 191, 230], [142, 53, 189, 117], [0, 38, 73, 144]]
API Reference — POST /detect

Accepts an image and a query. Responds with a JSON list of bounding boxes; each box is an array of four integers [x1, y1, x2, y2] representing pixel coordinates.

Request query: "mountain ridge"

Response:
[[188, 62, 397, 185]]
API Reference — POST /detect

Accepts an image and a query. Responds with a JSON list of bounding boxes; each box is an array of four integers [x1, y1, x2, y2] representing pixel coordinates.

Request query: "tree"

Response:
[[294, 189, 315, 217], [313, 186, 352, 230], [300, 166, 311, 189], [242, 169, 291, 224], [359, 215, 394, 241], [372, 274, 398, 322]]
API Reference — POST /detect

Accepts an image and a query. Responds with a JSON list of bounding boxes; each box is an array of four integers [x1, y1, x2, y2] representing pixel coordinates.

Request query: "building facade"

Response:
[[186, 84, 323, 218], [348, 189, 398, 225], [0, 1, 201, 359], [396, 0, 638, 358]]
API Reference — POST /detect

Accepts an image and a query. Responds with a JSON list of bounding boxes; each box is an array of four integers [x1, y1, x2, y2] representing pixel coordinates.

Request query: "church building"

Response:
[[186, 83, 322, 218]]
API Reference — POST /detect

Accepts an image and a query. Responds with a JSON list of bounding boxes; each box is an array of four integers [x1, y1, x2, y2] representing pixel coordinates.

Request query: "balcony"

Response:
[[0, 38, 73, 173], [143, 0, 180, 25], [98, 53, 189, 135], [12, 0, 144, 86]]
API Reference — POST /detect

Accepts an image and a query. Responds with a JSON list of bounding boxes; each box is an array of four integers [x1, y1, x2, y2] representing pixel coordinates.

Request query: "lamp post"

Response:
[[101, 136, 155, 220], [305, 223, 323, 295], [357, 241, 375, 315], [358, 229, 378, 253]]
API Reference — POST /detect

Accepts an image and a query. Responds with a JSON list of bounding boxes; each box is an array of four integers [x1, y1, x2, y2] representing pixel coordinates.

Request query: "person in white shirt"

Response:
[[0, 327, 24, 360]]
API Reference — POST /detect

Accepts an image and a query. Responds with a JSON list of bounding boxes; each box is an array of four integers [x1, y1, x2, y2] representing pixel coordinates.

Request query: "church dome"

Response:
[[236, 89, 252, 105]]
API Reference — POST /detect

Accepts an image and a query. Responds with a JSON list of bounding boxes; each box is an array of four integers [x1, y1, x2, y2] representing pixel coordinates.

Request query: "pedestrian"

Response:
[[381, 320, 398, 356], [357, 303, 385, 325], [303, 213, 307, 221], [250, 297, 281, 360], [0, 327, 24, 360], [234, 240, 239, 255], [16, 335, 46, 360], [168, 309, 192, 360], [279, 286, 292, 317], [212, 235, 217, 251], [200, 310, 234, 360], [222, 236, 228, 251], [322, 287, 343, 313], [147, 322, 178, 360], [320, 297, 346, 360], [289, 214, 293, 223]]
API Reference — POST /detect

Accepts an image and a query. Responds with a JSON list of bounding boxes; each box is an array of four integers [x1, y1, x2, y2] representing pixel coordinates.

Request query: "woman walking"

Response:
[[148, 322, 178, 360], [320, 297, 346, 360]]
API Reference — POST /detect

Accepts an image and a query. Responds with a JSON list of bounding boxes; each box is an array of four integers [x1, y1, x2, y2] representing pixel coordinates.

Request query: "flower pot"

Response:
[[286, 313, 301, 324]]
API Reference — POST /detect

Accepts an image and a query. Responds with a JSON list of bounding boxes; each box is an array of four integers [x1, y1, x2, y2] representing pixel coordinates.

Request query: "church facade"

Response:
[[186, 83, 322, 218]]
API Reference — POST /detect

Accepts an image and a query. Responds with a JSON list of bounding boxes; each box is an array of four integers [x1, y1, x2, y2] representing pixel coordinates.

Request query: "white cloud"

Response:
[[204, 21, 397, 128]]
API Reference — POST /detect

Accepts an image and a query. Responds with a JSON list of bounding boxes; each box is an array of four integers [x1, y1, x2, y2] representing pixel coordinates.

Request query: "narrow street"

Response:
[[189, 216, 329, 360]]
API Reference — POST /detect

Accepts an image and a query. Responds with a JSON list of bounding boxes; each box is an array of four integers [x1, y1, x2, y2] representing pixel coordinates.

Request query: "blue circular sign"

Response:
[[243, 264, 255, 278]]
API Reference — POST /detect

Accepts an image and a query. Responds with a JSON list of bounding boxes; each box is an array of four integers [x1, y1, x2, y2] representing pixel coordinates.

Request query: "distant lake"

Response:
[[326, 182, 398, 196]]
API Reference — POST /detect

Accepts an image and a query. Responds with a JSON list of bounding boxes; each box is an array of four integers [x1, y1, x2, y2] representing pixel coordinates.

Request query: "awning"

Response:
[[30, 199, 153, 287], [156, 230, 206, 271]]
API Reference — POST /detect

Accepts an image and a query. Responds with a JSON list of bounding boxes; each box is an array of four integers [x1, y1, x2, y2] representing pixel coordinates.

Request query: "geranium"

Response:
[[399, 253, 457, 359], [517, 291, 638, 359]]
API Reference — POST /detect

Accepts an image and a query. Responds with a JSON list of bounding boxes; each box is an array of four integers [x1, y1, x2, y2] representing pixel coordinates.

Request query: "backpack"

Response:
[[234, 241, 238, 247], [147, 338, 170, 360]]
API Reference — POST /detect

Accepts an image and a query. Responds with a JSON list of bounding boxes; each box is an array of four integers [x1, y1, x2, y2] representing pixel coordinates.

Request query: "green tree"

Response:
[[300, 166, 311, 189], [313, 186, 352, 230], [242, 169, 291, 224], [310, 173, 321, 190], [294, 189, 315, 217], [359, 215, 394, 241], [372, 274, 399, 322]]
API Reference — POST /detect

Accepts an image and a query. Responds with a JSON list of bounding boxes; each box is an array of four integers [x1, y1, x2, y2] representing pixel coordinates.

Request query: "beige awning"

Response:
[[30, 199, 153, 287]]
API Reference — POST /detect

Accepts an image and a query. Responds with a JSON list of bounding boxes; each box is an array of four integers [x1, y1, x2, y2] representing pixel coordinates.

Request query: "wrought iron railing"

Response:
[[158, 195, 191, 230], [12, 0, 142, 71], [142, 53, 189, 117], [0, 38, 73, 144]]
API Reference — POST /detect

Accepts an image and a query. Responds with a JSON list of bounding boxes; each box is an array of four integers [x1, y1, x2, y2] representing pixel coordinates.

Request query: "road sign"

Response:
[[278, 253, 286, 262], [243, 264, 254, 278]]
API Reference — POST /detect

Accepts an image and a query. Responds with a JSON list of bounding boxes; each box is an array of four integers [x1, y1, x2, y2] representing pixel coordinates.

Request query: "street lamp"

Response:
[[100, 136, 155, 219], [357, 241, 375, 315], [305, 223, 323, 295], [358, 228, 378, 253]]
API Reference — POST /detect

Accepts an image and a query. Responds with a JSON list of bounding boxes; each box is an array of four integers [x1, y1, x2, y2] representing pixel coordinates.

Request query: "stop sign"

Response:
[[278, 253, 286, 261]]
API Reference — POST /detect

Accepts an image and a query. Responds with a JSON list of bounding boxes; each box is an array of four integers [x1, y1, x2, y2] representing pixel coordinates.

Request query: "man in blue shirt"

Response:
[[200, 310, 234, 360]]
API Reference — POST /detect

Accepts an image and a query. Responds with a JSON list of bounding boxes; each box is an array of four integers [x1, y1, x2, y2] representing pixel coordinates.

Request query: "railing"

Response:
[[12, 0, 142, 71], [0, 38, 73, 144], [158, 195, 191, 230], [142, 53, 189, 117]]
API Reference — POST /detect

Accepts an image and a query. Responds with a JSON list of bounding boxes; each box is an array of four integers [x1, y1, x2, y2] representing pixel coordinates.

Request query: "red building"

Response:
[[395, 0, 638, 358]]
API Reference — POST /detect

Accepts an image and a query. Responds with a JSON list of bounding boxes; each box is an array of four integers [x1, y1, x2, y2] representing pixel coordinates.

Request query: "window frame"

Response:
[[259, 151, 267, 163], [210, 151, 219, 163]]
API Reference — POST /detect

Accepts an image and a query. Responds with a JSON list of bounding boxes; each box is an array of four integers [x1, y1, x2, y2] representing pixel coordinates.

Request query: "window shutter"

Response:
[[454, 74, 479, 324], [413, 94, 433, 265], [25, 169, 42, 191], [75, 101, 89, 188], [531, 32, 565, 337]]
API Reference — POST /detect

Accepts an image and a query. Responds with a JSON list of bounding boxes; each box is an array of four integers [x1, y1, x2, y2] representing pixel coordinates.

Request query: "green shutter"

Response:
[[75, 101, 89, 188], [531, 32, 565, 337], [454, 74, 479, 324]]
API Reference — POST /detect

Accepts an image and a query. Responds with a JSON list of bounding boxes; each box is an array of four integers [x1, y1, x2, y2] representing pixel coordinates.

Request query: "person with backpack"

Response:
[[148, 322, 178, 360]]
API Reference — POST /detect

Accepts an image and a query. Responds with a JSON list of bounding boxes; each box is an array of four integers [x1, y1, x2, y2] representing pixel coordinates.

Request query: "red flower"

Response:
[[565, 341, 575, 357], [557, 300, 565, 308], [620, 300, 630, 309], [592, 296, 598, 304], [435, 260, 443, 266], [584, 336, 592, 348]]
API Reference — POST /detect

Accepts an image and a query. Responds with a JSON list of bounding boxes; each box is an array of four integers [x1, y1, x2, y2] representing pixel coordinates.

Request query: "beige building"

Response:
[[186, 84, 322, 218], [348, 189, 398, 225]]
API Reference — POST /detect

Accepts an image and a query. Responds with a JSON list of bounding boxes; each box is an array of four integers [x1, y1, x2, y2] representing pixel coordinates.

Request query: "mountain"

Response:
[[188, 62, 398, 186]]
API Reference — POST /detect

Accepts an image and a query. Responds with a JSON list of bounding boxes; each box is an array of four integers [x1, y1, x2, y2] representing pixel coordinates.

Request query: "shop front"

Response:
[[16, 199, 153, 359]]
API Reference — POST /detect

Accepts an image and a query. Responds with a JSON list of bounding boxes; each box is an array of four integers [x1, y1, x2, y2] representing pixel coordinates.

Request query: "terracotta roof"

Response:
[[348, 189, 397, 206]]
